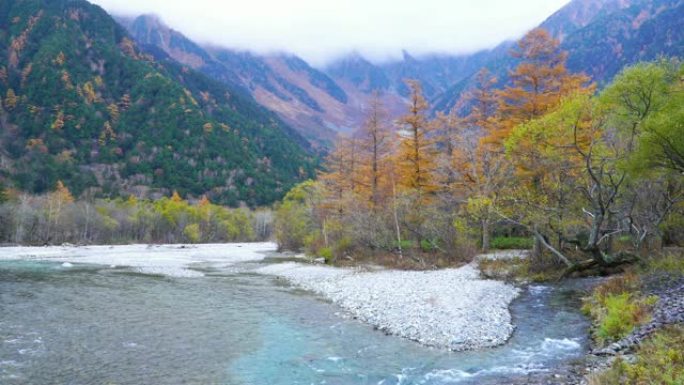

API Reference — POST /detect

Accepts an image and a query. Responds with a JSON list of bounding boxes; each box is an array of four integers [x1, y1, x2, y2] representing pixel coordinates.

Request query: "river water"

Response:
[[0, 248, 590, 385]]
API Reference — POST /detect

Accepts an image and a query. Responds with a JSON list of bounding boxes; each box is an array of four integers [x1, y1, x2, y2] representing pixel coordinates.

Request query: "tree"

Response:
[[45, 181, 75, 243], [500, 62, 682, 272], [357, 92, 393, 207], [4, 89, 17, 111], [455, 69, 508, 251], [394, 80, 441, 247], [495, 28, 591, 142], [494, 28, 592, 259], [274, 180, 321, 251], [396, 79, 437, 195], [51, 110, 65, 131], [503, 94, 594, 267], [620, 61, 684, 175], [432, 108, 462, 190], [0, 181, 7, 203]]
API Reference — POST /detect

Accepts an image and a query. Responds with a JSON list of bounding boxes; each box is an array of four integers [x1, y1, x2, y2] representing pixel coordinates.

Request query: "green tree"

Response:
[[274, 180, 320, 251]]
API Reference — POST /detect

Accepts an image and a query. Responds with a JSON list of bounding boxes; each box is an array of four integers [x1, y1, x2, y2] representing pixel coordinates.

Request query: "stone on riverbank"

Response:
[[256, 262, 520, 351]]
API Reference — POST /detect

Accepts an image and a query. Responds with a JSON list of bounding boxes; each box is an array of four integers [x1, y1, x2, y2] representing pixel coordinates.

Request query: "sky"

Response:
[[91, 0, 571, 67]]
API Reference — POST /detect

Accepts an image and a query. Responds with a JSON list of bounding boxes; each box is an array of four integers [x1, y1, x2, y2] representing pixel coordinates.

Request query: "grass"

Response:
[[588, 325, 684, 385], [490, 236, 533, 250], [639, 253, 684, 275]]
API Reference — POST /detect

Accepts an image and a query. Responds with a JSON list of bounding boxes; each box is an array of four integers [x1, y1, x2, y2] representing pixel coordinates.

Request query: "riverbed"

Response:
[[0, 243, 590, 384]]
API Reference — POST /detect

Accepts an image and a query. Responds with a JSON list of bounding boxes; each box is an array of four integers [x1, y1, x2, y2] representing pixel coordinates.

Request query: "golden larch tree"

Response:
[[357, 92, 393, 207], [396, 79, 438, 196]]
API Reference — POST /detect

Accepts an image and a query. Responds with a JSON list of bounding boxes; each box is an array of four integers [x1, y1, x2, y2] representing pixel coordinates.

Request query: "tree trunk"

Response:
[[532, 228, 574, 268], [481, 219, 490, 252]]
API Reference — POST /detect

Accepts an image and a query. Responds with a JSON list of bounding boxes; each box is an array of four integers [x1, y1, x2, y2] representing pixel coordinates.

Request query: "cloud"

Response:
[[90, 0, 570, 66]]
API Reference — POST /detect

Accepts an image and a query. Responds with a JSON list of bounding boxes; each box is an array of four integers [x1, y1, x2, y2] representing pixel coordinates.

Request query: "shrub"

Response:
[[420, 239, 437, 252], [589, 326, 684, 385], [582, 273, 658, 346], [490, 236, 533, 250], [584, 291, 658, 345], [397, 240, 414, 250], [318, 247, 333, 263], [183, 223, 201, 243], [274, 181, 319, 251]]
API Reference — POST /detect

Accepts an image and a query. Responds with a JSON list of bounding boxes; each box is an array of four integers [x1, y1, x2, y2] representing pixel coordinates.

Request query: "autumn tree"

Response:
[[319, 134, 361, 203], [45, 180, 75, 243], [492, 28, 593, 259], [357, 92, 393, 207], [396, 79, 437, 195], [455, 69, 508, 251], [501, 61, 683, 272], [4, 88, 17, 111], [392, 80, 442, 248], [432, 108, 462, 190], [497, 28, 590, 133]]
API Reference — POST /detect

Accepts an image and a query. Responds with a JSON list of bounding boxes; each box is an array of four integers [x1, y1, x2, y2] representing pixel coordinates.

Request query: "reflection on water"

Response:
[[0, 259, 590, 385]]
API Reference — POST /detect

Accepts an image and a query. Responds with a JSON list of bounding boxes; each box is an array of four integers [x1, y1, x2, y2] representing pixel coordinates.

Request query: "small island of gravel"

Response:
[[256, 261, 521, 351]]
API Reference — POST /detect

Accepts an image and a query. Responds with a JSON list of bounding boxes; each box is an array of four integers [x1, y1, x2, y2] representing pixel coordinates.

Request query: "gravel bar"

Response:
[[257, 262, 521, 351]]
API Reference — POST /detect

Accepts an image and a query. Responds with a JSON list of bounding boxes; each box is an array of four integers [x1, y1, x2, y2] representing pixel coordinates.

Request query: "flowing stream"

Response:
[[1, 249, 590, 385]]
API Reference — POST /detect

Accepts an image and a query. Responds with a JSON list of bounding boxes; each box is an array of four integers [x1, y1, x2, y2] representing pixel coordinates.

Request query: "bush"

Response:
[[183, 223, 201, 243], [274, 181, 319, 251], [420, 239, 437, 252], [596, 293, 653, 343], [582, 273, 656, 346], [318, 247, 333, 263], [583, 284, 658, 345], [490, 236, 533, 250], [397, 239, 414, 250], [589, 326, 684, 385]]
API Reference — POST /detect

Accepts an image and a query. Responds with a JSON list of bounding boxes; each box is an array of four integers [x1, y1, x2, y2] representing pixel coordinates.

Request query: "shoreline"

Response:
[[502, 273, 684, 385], [256, 260, 522, 351]]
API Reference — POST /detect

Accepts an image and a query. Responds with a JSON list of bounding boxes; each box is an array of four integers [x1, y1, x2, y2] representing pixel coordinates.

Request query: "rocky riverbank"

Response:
[[256, 261, 521, 351], [501, 272, 684, 385]]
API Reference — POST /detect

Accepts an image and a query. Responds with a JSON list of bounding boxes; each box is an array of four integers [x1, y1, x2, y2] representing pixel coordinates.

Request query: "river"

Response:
[[0, 244, 590, 384]]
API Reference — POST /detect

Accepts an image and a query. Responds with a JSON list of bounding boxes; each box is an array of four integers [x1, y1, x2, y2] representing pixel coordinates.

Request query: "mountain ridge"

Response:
[[120, 0, 683, 143], [0, 0, 316, 206]]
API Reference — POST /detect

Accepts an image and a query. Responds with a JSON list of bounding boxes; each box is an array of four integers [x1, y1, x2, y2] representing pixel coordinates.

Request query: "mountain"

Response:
[[326, 48, 506, 101], [120, 0, 683, 146], [561, 0, 684, 83], [121, 14, 363, 146], [434, 0, 684, 113], [0, 0, 316, 206]]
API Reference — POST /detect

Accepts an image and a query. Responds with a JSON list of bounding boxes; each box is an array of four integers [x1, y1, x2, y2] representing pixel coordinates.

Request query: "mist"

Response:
[[91, 0, 570, 66]]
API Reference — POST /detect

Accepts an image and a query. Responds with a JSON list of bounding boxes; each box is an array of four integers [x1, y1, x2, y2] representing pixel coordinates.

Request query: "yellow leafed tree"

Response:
[[395, 79, 438, 196]]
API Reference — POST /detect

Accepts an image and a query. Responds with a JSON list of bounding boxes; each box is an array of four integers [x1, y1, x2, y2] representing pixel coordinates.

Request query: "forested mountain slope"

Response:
[[0, 0, 316, 206], [121, 14, 351, 145]]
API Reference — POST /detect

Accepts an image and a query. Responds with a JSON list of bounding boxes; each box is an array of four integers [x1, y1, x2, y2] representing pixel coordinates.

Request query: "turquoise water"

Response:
[[0, 259, 590, 384]]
